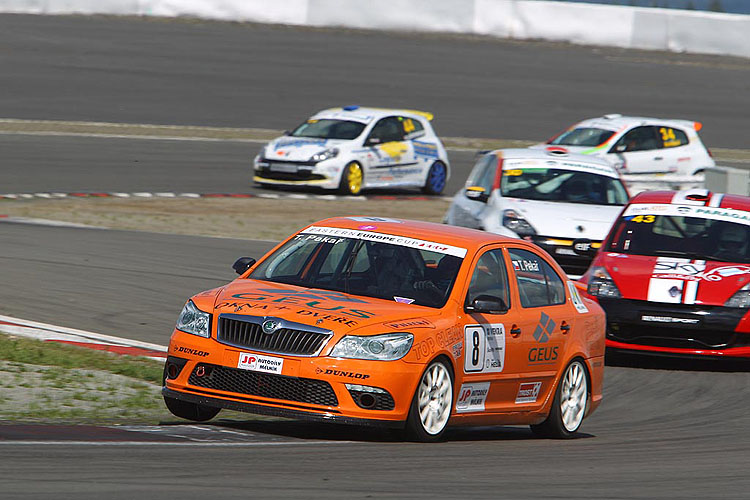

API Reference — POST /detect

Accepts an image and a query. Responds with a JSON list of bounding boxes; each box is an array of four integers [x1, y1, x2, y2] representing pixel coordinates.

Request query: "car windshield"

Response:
[[549, 128, 615, 147], [605, 214, 750, 263], [500, 168, 628, 205], [249, 230, 464, 308], [290, 119, 366, 140]]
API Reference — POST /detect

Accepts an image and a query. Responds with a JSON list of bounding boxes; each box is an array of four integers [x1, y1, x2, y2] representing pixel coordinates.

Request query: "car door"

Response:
[[505, 247, 574, 411], [447, 153, 498, 229], [362, 116, 417, 184], [607, 125, 666, 174], [455, 247, 524, 415]]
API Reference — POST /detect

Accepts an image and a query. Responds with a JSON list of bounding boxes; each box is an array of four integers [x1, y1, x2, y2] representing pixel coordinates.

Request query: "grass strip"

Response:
[[0, 333, 163, 384]]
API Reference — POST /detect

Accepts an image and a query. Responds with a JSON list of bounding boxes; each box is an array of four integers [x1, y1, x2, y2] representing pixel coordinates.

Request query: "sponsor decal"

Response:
[[463, 324, 505, 374], [455, 382, 491, 413], [237, 352, 284, 374], [452, 341, 463, 359], [216, 301, 363, 327], [528, 312, 559, 365], [384, 318, 433, 329], [173, 345, 209, 357], [315, 367, 370, 380], [413, 140, 438, 158], [641, 315, 700, 325], [512, 259, 540, 272], [358, 225, 377, 231], [567, 281, 589, 314], [623, 204, 750, 227], [293, 233, 346, 245], [274, 137, 326, 149], [648, 258, 705, 304], [394, 296, 415, 304], [412, 325, 462, 361], [515, 382, 543, 404], [301, 226, 467, 258]]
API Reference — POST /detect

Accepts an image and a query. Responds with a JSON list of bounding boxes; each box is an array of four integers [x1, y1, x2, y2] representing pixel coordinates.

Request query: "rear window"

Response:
[[549, 128, 615, 147]]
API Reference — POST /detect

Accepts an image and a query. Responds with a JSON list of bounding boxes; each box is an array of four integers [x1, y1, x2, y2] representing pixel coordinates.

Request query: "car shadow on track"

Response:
[[254, 183, 433, 198], [163, 418, 594, 443], [606, 349, 750, 373]]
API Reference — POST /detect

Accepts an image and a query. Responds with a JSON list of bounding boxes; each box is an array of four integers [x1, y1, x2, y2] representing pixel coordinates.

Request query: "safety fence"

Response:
[[1, 0, 748, 58]]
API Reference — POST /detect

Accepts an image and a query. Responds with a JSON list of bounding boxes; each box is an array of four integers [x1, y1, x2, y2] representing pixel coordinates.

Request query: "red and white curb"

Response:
[[0, 192, 452, 201], [0, 314, 167, 361]]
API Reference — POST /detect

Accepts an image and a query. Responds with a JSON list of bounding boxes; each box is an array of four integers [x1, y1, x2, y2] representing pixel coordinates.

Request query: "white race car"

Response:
[[530, 114, 715, 175], [444, 148, 629, 276], [253, 106, 450, 195]]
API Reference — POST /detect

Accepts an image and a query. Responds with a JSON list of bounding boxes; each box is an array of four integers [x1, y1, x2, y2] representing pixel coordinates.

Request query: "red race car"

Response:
[[578, 189, 750, 359]]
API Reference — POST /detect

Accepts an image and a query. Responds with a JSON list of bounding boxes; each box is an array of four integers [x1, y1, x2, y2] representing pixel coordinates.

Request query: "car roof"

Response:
[[570, 114, 701, 133], [630, 189, 750, 211], [488, 148, 620, 177], [311, 106, 434, 124], [302, 216, 517, 255]]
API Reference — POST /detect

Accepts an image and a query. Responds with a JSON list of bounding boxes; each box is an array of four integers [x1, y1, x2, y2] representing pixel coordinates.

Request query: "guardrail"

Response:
[[2, 0, 749, 59]]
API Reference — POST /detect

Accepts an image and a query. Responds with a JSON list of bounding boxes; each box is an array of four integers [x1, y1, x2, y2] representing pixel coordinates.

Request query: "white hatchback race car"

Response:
[[444, 148, 629, 276], [530, 114, 715, 175], [253, 106, 450, 195]]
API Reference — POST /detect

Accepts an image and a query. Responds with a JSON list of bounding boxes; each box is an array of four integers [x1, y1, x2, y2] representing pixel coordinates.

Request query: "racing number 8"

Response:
[[403, 119, 415, 134], [464, 326, 486, 372], [472, 331, 480, 365]]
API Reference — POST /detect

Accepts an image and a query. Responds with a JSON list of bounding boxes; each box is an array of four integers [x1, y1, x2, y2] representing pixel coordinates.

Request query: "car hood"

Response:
[[266, 136, 351, 162], [528, 143, 608, 157], [600, 253, 750, 306], [211, 280, 442, 335], [501, 198, 622, 240]]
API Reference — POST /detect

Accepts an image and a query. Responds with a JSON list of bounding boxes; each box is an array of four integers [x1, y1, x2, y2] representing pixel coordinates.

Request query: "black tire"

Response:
[[338, 161, 364, 196], [163, 395, 221, 422], [421, 161, 447, 195], [530, 359, 588, 439], [404, 358, 454, 442]]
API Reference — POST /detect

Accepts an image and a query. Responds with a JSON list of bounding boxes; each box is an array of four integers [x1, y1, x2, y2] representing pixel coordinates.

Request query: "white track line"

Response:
[[0, 314, 167, 353]]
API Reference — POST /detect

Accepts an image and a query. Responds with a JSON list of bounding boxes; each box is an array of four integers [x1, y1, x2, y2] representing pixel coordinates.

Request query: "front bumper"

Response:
[[164, 331, 421, 424], [532, 236, 601, 277], [599, 298, 750, 358], [254, 158, 340, 189]]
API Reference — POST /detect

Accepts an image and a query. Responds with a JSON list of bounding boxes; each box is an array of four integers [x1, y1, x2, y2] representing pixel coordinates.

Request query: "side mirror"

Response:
[[466, 294, 508, 314], [614, 144, 627, 153], [365, 137, 381, 146], [465, 186, 489, 203], [572, 238, 597, 257], [283, 130, 291, 136], [232, 257, 256, 275]]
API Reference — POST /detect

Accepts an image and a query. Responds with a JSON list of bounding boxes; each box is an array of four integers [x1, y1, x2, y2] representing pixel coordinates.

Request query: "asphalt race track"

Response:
[[1, 13, 750, 500]]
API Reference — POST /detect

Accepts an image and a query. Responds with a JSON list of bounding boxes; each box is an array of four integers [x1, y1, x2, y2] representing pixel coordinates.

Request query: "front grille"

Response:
[[189, 364, 338, 407], [218, 315, 331, 356], [256, 169, 326, 181], [608, 323, 750, 349]]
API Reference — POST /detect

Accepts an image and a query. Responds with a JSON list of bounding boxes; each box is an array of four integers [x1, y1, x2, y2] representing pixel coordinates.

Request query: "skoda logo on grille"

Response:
[[262, 319, 280, 334]]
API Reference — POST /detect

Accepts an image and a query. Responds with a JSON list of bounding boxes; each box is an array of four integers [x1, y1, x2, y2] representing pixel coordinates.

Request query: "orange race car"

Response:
[[163, 217, 605, 441]]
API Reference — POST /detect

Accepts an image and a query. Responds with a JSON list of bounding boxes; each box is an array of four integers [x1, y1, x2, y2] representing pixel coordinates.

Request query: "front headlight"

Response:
[[725, 284, 750, 308], [502, 209, 536, 237], [176, 300, 211, 338], [311, 148, 339, 163], [330, 333, 413, 361], [587, 266, 622, 298]]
